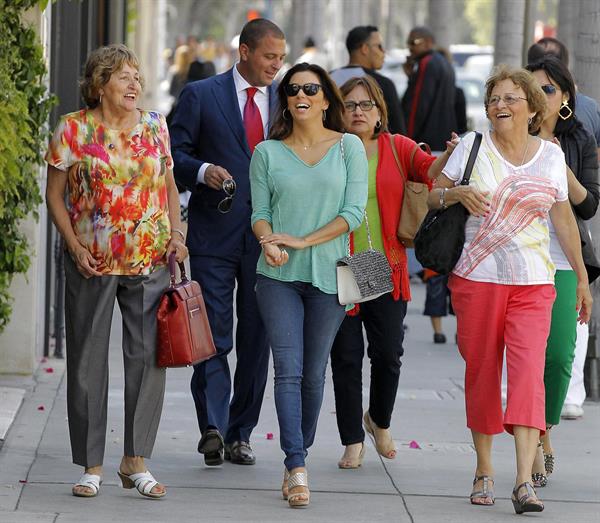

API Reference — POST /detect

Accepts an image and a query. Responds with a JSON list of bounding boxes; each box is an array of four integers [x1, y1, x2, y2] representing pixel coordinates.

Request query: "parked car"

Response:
[[456, 69, 489, 132]]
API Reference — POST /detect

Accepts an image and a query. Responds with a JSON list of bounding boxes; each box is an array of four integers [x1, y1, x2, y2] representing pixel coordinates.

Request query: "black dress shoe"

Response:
[[197, 429, 224, 466], [224, 441, 256, 465], [433, 333, 447, 344]]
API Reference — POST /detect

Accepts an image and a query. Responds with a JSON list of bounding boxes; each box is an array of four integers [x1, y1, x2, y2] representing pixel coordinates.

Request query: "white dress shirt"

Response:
[[197, 63, 270, 184]]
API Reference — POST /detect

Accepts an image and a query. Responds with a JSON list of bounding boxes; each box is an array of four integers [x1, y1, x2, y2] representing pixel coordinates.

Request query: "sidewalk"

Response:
[[0, 282, 598, 522]]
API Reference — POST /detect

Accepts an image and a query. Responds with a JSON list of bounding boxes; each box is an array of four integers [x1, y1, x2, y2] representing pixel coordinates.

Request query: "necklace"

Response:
[[291, 136, 334, 151], [495, 134, 530, 172]]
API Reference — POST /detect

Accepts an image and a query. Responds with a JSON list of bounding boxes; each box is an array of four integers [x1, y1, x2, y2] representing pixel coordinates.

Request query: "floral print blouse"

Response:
[[46, 109, 173, 275]]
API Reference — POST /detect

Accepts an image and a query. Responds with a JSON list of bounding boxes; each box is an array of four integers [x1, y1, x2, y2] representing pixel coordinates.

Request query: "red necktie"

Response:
[[243, 87, 264, 153]]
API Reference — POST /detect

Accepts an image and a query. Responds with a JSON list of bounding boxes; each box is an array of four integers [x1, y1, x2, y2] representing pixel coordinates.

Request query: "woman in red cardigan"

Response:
[[330, 75, 459, 468]]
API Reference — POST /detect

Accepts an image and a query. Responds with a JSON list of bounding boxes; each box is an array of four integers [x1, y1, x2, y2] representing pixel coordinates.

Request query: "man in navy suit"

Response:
[[170, 19, 286, 466]]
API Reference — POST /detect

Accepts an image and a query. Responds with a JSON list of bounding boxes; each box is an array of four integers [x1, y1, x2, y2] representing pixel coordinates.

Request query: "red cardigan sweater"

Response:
[[351, 132, 435, 304]]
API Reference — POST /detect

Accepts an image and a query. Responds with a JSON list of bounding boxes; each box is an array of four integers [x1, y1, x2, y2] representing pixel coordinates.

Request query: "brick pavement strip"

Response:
[[0, 283, 598, 522]]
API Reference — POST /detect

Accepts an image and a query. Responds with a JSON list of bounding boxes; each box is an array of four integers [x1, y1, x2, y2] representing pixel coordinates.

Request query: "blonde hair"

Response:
[[80, 44, 144, 109], [485, 64, 547, 133], [339, 75, 388, 138]]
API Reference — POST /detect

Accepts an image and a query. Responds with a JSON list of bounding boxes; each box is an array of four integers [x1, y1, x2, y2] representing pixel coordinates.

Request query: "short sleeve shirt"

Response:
[[442, 131, 568, 285], [45, 109, 173, 275]]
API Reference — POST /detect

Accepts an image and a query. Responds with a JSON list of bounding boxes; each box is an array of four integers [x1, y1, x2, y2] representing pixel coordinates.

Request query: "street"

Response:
[[0, 282, 598, 522]]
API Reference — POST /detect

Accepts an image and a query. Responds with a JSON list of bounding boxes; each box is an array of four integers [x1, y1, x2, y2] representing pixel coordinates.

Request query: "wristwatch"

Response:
[[439, 188, 447, 210]]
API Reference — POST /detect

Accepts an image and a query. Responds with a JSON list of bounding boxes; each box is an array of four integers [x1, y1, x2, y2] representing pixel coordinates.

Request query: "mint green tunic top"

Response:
[[353, 153, 385, 254], [250, 133, 368, 294]]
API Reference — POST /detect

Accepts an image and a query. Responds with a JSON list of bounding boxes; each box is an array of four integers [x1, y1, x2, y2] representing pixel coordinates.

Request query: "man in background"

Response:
[[330, 25, 406, 134], [402, 26, 457, 152]]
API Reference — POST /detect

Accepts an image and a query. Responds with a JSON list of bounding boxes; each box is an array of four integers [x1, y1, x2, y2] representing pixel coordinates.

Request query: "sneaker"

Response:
[[560, 404, 583, 420]]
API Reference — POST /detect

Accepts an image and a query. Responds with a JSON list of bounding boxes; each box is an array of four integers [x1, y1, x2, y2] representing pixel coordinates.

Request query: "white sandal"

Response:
[[117, 470, 166, 499], [287, 471, 309, 508], [72, 473, 102, 497]]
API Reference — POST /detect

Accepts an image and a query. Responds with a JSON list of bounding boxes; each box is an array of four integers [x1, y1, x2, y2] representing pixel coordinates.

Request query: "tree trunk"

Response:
[[521, 0, 537, 66], [557, 0, 579, 64], [427, 0, 454, 50], [574, 0, 600, 101], [494, 0, 526, 66]]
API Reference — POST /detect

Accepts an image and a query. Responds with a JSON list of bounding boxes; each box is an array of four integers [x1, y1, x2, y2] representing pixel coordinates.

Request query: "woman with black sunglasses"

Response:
[[249, 63, 368, 508], [526, 55, 600, 488]]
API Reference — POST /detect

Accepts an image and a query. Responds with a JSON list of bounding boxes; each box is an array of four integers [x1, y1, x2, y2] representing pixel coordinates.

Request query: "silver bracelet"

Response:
[[171, 228, 185, 240], [439, 188, 447, 210]]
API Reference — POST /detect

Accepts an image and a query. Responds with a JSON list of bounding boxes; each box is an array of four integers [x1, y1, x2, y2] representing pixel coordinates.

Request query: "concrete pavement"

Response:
[[0, 282, 598, 522]]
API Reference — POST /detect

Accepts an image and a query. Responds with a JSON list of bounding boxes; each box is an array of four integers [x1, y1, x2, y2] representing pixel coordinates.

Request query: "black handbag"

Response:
[[576, 215, 600, 284], [414, 132, 482, 274]]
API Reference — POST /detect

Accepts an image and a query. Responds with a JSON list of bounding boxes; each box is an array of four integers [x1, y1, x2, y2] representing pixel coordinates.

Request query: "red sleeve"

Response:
[[394, 135, 434, 185]]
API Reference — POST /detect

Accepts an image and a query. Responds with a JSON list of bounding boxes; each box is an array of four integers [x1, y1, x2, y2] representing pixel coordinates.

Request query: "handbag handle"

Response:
[[460, 132, 482, 186], [340, 135, 374, 254], [168, 251, 189, 287]]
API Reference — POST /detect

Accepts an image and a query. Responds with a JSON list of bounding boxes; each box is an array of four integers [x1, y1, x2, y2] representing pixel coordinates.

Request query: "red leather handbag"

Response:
[[156, 253, 216, 367]]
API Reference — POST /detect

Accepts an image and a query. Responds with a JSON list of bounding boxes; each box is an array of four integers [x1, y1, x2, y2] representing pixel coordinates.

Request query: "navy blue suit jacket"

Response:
[[170, 68, 278, 256]]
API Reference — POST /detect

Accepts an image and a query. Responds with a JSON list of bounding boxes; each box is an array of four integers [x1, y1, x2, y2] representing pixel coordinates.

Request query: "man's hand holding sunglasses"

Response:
[[204, 164, 233, 191]]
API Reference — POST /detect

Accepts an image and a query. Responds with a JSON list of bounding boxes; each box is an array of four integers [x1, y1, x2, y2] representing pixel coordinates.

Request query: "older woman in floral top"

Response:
[[46, 44, 187, 500]]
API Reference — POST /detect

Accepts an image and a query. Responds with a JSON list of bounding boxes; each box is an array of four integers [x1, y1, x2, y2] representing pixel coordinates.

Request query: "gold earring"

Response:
[[559, 99, 573, 120]]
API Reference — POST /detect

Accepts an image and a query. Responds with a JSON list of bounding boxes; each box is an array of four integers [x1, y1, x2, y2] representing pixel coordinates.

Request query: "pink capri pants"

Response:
[[448, 275, 555, 435]]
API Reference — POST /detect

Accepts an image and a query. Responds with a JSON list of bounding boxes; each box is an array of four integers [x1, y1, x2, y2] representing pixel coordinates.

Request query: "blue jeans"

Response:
[[255, 275, 346, 470]]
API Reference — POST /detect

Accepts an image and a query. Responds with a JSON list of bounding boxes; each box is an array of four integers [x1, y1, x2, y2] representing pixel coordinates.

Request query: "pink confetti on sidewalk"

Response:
[[266, 432, 274, 440], [44, 367, 54, 373], [408, 440, 421, 449], [37, 406, 45, 411]]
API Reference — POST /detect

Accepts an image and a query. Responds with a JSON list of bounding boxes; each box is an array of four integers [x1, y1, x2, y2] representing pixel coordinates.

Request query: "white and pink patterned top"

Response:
[[442, 130, 568, 285]]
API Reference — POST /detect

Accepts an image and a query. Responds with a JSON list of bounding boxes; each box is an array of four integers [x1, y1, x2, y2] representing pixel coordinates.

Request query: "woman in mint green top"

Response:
[[250, 63, 367, 508]]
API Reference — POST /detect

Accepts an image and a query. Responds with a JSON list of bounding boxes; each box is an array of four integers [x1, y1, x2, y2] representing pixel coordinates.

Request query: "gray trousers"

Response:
[[64, 255, 169, 467]]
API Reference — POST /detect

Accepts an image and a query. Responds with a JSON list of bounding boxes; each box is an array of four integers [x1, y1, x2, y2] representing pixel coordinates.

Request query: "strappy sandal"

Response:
[[363, 411, 396, 459], [281, 468, 289, 500], [511, 481, 544, 514], [544, 452, 554, 475], [469, 475, 495, 505], [287, 471, 309, 508], [338, 442, 365, 469], [118, 470, 166, 499], [72, 473, 102, 498], [532, 442, 547, 487]]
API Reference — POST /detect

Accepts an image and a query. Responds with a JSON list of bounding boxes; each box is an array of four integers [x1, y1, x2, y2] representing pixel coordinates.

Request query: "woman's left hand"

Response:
[[444, 132, 460, 155], [260, 233, 308, 250], [167, 237, 188, 262], [576, 282, 593, 324]]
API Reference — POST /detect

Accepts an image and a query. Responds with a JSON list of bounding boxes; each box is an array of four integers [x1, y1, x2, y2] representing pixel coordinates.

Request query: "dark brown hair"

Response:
[[339, 75, 388, 138], [269, 63, 345, 141], [239, 19, 284, 50], [80, 44, 143, 109]]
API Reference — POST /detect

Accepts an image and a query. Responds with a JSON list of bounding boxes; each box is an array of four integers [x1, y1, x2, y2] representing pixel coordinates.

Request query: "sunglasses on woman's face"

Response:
[[218, 178, 236, 214], [284, 83, 322, 97], [540, 84, 557, 96]]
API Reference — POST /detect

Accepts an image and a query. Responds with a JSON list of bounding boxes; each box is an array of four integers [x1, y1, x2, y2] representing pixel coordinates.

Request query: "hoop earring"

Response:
[[527, 116, 532, 125], [322, 109, 327, 121], [282, 108, 289, 120], [559, 100, 573, 120], [375, 120, 382, 129]]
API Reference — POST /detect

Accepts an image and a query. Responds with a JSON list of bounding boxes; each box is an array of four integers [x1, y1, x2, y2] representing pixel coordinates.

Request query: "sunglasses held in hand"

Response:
[[218, 178, 236, 214]]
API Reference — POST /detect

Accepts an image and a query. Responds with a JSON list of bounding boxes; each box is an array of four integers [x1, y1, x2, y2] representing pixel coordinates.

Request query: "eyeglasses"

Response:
[[284, 83, 322, 97], [406, 38, 424, 46], [487, 94, 528, 107], [344, 100, 377, 112], [218, 178, 236, 214], [540, 84, 557, 96]]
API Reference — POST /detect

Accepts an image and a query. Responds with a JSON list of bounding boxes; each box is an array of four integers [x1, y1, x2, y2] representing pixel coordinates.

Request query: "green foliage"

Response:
[[0, 0, 57, 332]]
